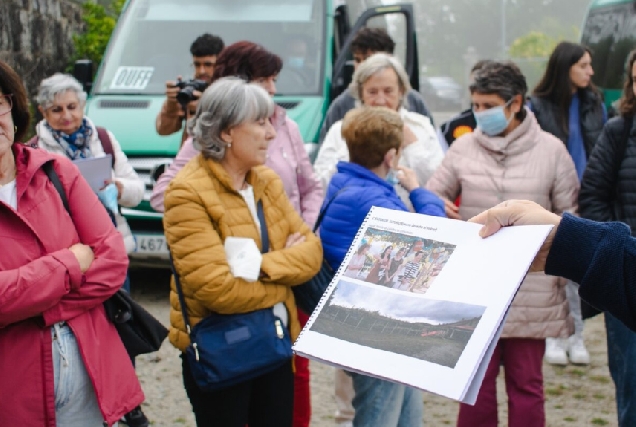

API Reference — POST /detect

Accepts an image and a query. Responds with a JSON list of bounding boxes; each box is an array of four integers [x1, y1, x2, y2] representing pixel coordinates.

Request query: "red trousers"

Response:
[[293, 309, 311, 427], [457, 338, 546, 427]]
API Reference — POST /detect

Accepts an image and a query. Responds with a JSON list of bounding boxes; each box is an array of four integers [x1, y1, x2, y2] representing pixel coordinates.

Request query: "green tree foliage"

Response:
[[509, 31, 558, 58], [68, 0, 125, 72], [413, 0, 590, 80]]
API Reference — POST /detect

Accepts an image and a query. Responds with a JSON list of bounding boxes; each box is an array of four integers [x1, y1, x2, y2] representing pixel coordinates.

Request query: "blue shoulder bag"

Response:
[[170, 200, 292, 391]]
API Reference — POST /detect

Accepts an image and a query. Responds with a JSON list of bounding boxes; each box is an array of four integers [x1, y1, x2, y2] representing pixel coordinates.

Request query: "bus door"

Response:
[[331, 3, 419, 102]]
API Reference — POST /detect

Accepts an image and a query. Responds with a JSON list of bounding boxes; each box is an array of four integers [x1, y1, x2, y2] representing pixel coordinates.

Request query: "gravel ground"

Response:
[[129, 269, 617, 427]]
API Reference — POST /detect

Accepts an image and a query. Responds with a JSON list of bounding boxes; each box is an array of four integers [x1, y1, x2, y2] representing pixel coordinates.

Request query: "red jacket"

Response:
[[0, 144, 144, 426]]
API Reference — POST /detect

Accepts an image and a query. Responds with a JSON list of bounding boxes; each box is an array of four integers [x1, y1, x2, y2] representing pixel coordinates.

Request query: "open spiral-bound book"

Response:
[[293, 206, 553, 404]]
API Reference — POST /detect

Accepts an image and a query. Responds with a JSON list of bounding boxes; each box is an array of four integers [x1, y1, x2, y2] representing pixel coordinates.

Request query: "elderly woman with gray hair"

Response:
[[163, 77, 322, 427], [34, 73, 144, 256], [314, 53, 443, 197]]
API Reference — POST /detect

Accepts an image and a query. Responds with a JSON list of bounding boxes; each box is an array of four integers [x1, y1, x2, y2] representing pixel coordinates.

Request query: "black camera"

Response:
[[175, 78, 208, 110]]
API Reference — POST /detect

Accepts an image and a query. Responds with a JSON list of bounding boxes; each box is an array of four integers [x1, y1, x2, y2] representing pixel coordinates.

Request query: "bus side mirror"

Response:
[[73, 60, 94, 94]]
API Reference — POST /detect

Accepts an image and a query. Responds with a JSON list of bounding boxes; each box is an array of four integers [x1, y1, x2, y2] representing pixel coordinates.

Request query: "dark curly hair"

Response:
[[619, 49, 636, 117], [351, 28, 395, 55], [533, 42, 601, 132], [190, 33, 225, 58], [0, 60, 30, 143], [470, 61, 528, 121], [211, 41, 282, 82]]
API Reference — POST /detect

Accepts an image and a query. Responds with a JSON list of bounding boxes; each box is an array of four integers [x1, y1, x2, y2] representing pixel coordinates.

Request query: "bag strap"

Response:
[[170, 200, 271, 336], [169, 252, 194, 334], [96, 127, 116, 169], [312, 186, 349, 233], [42, 161, 71, 215], [256, 200, 269, 253]]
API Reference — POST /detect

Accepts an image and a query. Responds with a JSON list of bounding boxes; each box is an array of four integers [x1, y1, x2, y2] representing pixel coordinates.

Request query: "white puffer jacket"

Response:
[[35, 117, 144, 253], [314, 108, 444, 192]]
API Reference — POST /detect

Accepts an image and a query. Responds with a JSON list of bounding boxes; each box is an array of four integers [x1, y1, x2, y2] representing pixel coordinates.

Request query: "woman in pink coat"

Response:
[[150, 41, 323, 427], [427, 61, 578, 427], [0, 60, 143, 426]]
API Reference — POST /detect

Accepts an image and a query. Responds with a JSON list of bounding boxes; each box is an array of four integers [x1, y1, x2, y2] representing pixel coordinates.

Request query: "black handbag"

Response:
[[103, 289, 169, 358], [42, 161, 168, 357], [292, 187, 349, 315], [169, 201, 292, 391]]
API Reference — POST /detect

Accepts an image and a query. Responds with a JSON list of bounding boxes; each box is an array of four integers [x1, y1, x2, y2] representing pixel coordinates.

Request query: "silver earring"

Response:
[[227, 142, 232, 148], [14, 126, 17, 133]]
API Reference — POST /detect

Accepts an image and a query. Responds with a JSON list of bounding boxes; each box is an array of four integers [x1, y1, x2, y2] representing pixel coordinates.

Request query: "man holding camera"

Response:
[[155, 33, 224, 141]]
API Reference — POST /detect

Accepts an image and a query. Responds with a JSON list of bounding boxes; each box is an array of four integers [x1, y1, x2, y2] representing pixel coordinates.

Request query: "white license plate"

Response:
[[133, 235, 168, 254]]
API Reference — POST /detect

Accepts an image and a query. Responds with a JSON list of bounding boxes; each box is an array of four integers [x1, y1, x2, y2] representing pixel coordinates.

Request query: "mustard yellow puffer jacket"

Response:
[[163, 155, 323, 352]]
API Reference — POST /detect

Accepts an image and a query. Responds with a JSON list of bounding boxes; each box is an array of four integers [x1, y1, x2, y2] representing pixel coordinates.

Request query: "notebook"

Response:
[[293, 206, 551, 404], [73, 155, 113, 193]]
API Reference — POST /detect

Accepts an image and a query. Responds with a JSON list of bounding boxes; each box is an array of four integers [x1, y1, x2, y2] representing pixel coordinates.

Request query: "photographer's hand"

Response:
[[165, 77, 184, 115]]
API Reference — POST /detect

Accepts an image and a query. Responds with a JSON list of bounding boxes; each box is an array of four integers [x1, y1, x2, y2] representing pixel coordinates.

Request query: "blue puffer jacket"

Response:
[[320, 161, 446, 270]]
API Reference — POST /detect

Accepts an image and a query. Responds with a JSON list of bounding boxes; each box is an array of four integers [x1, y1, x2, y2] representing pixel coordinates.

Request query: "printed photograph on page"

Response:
[[309, 279, 486, 368], [343, 227, 456, 294]]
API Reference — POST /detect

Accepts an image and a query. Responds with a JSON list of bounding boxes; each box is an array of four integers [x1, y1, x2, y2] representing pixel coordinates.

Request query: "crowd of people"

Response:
[[2, 23, 636, 427]]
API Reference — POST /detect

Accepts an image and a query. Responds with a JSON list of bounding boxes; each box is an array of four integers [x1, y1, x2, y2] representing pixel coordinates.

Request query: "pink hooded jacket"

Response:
[[151, 106, 324, 226], [0, 144, 143, 427]]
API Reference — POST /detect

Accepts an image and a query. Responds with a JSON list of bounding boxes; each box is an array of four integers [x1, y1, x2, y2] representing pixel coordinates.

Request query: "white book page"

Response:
[[73, 155, 113, 193], [294, 207, 551, 402]]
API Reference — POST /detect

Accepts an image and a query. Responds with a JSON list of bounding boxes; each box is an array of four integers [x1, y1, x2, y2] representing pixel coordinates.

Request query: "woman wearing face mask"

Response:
[[150, 41, 322, 427], [314, 53, 443, 207], [319, 106, 444, 427], [426, 61, 578, 427], [529, 41, 606, 367]]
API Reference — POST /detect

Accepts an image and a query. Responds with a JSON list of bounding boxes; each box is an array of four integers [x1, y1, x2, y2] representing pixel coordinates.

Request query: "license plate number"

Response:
[[134, 235, 168, 254]]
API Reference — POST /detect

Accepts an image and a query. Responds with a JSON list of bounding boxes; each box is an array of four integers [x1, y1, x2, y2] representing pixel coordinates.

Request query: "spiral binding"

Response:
[[297, 206, 379, 338]]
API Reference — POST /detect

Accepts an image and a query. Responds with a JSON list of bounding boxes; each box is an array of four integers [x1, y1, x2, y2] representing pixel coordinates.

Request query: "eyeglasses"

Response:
[[0, 94, 12, 116]]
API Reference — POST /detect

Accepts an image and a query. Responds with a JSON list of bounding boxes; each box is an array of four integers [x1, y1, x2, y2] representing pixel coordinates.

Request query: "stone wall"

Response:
[[0, 0, 84, 98]]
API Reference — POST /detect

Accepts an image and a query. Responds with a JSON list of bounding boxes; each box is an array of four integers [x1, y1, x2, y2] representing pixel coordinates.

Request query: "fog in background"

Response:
[[73, 0, 594, 98]]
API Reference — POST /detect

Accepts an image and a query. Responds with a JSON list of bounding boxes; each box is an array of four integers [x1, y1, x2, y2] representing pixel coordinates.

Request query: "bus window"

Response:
[[367, 14, 408, 68], [94, 0, 326, 97]]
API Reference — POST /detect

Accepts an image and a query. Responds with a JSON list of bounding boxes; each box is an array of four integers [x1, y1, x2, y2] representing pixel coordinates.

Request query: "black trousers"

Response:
[[182, 356, 294, 427]]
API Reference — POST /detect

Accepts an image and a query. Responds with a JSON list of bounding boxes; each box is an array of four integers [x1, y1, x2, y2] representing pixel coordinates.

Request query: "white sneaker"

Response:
[[544, 337, 568, 365], [567, 335, 591, 365]]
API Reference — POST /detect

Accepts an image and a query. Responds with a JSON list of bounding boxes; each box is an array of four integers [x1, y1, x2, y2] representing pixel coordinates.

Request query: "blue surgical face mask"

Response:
[[288, 57, 305, 69], [385, 169, 399, 186], [473, 99, 514, 136]]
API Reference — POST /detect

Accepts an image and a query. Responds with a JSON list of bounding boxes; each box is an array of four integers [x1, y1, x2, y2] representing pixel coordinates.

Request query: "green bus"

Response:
[[73, 0, 420, 267], [581, 0, 636, 108]]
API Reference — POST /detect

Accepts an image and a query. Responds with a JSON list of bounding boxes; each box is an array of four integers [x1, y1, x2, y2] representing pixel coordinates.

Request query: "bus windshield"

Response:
[[94, 0, 325, 97]]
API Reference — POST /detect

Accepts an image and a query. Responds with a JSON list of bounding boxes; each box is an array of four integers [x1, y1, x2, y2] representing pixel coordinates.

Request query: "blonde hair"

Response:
[[341, 107, 403, 169]]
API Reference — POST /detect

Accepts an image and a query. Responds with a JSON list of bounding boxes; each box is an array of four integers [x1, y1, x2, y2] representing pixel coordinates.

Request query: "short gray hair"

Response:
[[350, 53, 412, 108], [36, 73, 87, 110], [189, 77, 274, 160]]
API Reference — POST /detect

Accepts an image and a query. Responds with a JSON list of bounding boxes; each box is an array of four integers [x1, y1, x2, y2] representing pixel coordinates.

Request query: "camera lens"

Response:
[[176, 87, 196, 107]]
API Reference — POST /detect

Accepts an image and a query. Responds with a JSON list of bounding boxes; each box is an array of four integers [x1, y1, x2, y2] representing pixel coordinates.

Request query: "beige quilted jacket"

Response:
[[163, 155, 322, 351], [427, 110, 578, 339]]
